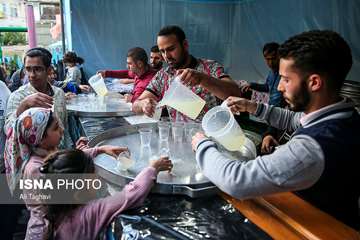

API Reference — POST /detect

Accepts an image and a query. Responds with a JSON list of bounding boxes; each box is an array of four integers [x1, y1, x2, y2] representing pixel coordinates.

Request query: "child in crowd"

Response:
[[40, 149, 172, 240], [4, 107, 127, 240], [63, 51, 84, 87], [60, 52, 91, 94]]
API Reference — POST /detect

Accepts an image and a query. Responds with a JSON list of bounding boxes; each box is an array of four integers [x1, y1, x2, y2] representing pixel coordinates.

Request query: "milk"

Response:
[[92, 82, 108, 96], [88, 74, 108, 96], [202, 106, 247, 153], [164, 99, 205, 120], [217, 133, 246, 151], [159, 76, 206, 120], [116, 156, 134, 171]]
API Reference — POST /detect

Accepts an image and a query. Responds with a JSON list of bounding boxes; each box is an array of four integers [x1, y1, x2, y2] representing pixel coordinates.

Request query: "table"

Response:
[[77, 115, 360, 239], [78, 115, 272, 239], [66, 94, 134, 117]]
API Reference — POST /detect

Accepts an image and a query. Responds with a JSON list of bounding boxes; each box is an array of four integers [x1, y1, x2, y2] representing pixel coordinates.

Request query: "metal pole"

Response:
[[60, 0, 66, 54], [25, 4, 37, 48]]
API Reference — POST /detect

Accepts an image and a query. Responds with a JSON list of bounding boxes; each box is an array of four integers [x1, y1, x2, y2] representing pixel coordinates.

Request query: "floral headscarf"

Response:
[[4, 107, 52, 194]]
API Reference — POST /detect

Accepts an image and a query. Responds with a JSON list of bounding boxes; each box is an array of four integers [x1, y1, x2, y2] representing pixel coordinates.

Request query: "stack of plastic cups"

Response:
[[171, 122, 184, 162], [184, 122, 200, 143], [158, 121, 170, 158], [138, 128, 152, 147]]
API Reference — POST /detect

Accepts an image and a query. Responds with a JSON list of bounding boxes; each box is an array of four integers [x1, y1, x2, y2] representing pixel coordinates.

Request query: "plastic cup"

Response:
[[202, 106, 245, 152], [139, 128, 152, 147], [88, 74, 108, 96], [159, 76, 206, 120], [158, 121, 170, 141], [116, 150, 134, 171], [140, 145, 153, 163], [184, 122, 200, 142], [171, 122, 184, 143], [152, 105, 162, 120], [158, 139, 170, 158], [88, 93, 96, 102]]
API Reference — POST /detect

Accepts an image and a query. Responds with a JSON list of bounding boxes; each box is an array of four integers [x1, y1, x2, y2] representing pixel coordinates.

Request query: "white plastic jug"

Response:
[[159, 76, 205, 120], [88, 74, 108, 96], [202, 106, 246, 152]]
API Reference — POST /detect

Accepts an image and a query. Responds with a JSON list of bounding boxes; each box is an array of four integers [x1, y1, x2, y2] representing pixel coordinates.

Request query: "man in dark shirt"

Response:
[[241, 42, 284, 107]]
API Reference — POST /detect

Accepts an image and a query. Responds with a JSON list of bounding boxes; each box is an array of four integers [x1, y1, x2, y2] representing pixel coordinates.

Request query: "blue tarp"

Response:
[[69, 0, 360, 83]]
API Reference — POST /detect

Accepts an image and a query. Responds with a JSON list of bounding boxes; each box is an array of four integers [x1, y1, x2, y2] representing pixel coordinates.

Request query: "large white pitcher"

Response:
[[202, 105, 256, 158], [159, 76, 205, 120], [88, 74, 108, 96]]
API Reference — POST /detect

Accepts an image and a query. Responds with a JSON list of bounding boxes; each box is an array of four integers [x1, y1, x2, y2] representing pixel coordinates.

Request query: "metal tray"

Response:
[[89, 123, 262, 198], [66, 94, 134, 117]]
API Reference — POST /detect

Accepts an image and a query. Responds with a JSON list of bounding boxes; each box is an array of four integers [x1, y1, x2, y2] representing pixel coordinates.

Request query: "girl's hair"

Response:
[[63, 51, 84, 65], [40, 149, 94, 174], [40, 149, 94, 238]]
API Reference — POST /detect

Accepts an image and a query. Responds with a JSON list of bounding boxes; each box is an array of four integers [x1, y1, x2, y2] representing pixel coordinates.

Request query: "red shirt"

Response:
[[104, 69, 156, 102]]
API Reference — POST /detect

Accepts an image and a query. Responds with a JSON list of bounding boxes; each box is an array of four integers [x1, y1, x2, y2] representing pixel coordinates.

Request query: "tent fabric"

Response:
[[69, 0, 360, 83]]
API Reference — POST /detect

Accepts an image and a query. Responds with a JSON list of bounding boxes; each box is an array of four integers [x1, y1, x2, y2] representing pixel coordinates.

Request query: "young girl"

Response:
[[4, 107, 127, 240], [40, 149, 172, 239], [61, 52, 84, 92]]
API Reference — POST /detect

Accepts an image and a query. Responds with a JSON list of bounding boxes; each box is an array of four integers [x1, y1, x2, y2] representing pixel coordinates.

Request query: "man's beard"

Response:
[[287, 79, 311, 112], [167, 49, 188, 69], [151, 61, 163, 70], [130, 67, 140, 76]]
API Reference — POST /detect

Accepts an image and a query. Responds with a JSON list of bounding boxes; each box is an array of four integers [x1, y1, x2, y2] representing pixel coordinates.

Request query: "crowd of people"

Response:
[[0, 24, 359, 239]]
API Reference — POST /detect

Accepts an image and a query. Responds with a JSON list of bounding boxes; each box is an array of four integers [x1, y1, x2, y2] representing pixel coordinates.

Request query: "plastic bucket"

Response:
[[202, 106, 245, 152], [88, 74, 108, 96], [159, 76, 205, 120]]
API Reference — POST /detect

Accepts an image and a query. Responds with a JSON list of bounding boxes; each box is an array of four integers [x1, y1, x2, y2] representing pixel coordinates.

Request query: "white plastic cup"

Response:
[[184, 122, 200, 142], [158, 121, 170, 141], [88, 74, 108, 96], [158, 139, 170, 158], [152, 105, 162, 120], [171, 122, 184, 143], [139, 128, 152, 147], [159, 76, 206, 120], [202, 106, 245, 151], [116, 150, 134, 171]]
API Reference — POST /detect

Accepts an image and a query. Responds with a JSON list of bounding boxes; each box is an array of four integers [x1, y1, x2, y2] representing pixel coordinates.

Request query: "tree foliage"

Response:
[[1, 32, 27, 45]]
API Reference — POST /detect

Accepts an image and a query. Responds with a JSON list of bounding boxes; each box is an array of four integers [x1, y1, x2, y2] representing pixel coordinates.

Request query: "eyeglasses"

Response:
[[25, 66, 46, 74]]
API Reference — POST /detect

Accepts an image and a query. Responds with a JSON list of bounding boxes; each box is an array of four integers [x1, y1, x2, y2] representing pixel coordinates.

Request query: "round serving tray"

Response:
[[66, 94, 134, 117], [89, 123, 262, 198]]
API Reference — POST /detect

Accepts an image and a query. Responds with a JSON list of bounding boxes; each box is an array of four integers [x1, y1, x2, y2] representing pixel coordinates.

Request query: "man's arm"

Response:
[[100, 70, 131, 79], [226, 97, 302, 132], [195, 135, 324, 200], [249, 82, 269, 92], [119, 78, 135, 84], [177, 68, 241, 100], [5, 92, 24, 132], [132, 90, 158, 115], [249, 73, 271, 92], [5, 92, 53, 132], [254, 103, 303, 132], [200, 76, 242, 100]]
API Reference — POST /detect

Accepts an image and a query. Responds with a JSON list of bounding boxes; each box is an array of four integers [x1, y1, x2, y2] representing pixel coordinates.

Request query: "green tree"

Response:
[[1, 32, 27, 45]]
